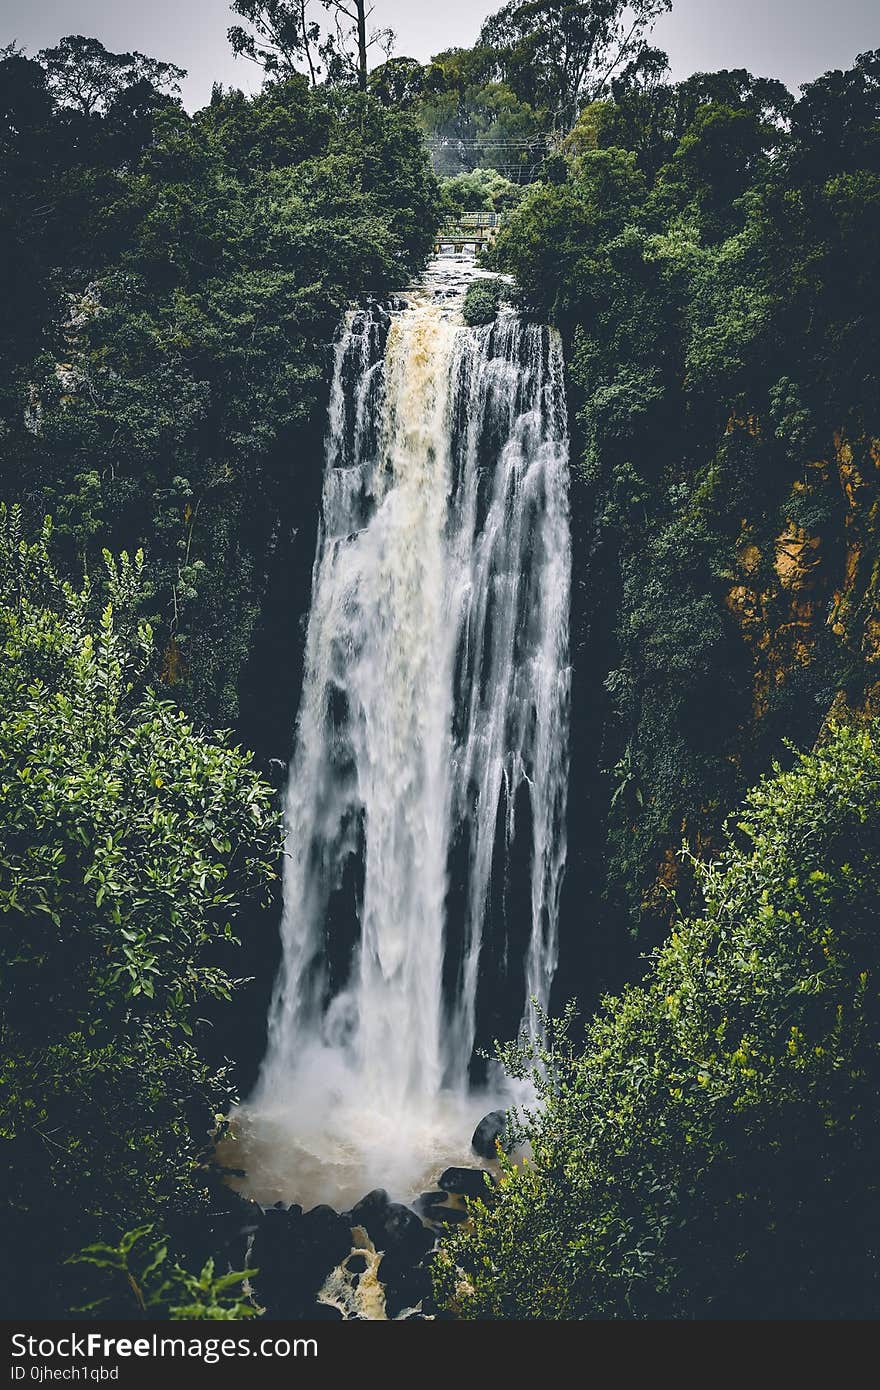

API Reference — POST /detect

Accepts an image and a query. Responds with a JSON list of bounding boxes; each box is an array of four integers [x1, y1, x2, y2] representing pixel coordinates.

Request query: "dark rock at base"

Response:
[[255, 1201, 300, 1238], [350, 1191, 433, 1263], [423, 1204, 470, 1225], [221, 1195, 266, 1269], [414, 1190, 446, 1215], [301, 1204, 353, 1270], [384, 1202, 434, 1258], [382, 1261, 433, 1320], [437, 1166, 495, 1199], [312, 1302, 345, 1320], [250, 1202, 351, 1319], [166, 1189, 268, 1277], [349, 1188, 391, 1228], [248, 1217, 303, 1317], [471, 1109, 511, 1160]]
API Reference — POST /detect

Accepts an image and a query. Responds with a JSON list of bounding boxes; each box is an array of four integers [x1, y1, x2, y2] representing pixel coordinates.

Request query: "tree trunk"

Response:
[[299, 0, 318, 86], [356, 0, 367, 91]]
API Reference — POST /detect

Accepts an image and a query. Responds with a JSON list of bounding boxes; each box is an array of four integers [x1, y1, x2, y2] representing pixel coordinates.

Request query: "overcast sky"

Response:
[[1, 0, 878, 111]]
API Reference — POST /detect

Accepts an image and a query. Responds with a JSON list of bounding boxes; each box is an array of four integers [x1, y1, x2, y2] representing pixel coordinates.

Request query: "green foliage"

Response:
[[0, 53, 441, 728], [0, 507, 281, 1314], [462, 278, 506, 326], [38, 35, 185, 116], [440, 167, 524, 213], [478, 1, 673, 129], [492, 52, 880, 940], [417, 46, 547, 181], [436, 723, 880, 1318], [227, 2, 394, 93], [70, 1224, 257, 1319], [227, 0, 322, 81]]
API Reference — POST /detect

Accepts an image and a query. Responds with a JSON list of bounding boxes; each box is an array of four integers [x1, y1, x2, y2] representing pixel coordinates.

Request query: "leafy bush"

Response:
[[0, 507, 281, 1315], [70, 1225, 257, 1320], [462, 278, 506, 326], [441, 167, 524, 213], [435, 722, 880, 1318]]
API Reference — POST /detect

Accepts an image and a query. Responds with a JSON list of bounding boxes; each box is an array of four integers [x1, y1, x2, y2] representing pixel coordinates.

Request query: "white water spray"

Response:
[[232, 256, 571, 1210]]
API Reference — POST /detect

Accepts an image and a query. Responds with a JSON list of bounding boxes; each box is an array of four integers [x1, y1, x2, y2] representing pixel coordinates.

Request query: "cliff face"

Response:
[[828, 435, 880, 712], [554, 414, 880, 1006], [632, 429, 880, 942], [727, 432, 880, 729]]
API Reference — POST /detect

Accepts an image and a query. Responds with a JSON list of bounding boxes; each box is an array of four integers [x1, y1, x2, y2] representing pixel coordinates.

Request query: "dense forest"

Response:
[[1, 0, 879, 1322]]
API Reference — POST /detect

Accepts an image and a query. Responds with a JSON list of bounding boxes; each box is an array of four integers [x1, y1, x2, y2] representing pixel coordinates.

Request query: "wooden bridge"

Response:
[[434, 211, 504, 254]]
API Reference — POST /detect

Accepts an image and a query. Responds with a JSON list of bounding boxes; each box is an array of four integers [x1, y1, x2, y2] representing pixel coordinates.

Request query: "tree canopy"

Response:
[[479, 0, 673, 128]]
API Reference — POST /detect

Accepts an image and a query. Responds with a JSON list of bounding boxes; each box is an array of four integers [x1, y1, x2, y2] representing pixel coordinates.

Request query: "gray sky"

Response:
[[1, 1, 878, 111]]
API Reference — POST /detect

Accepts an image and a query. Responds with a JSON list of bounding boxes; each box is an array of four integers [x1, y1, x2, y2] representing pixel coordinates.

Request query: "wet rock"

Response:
[[415, 1190, 447, 1213], [301, 1204, 352, 1270], [381, 1259, 433, 1320], [312, 1302, 345, 1320], [471, 1109, 511, 1159], [437, 1166, 495, 1199], [350, 1191, 433, 1262], [167, 1188, 267, 1276], [424, 1204, 470, 1225], [249, 1214, 304, 1317], [349, 1188, 391, 1227], [250, 1202, 351, 1318], [384, 1203, 434, 1258]]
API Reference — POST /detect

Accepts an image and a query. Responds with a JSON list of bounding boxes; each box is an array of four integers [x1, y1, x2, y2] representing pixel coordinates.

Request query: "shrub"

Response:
[[462, 278, 506, 326], [0, 506, 281, 1314], [435, 722, 880, 1319]]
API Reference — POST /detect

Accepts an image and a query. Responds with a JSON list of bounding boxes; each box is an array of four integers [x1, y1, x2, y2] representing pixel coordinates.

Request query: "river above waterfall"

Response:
[[223, 252, 571, 1212]]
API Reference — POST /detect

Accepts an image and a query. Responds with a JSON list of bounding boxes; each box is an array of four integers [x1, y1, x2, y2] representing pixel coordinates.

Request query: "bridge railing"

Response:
[[434, 212, 505, 249], [457, 212, 502, 227]]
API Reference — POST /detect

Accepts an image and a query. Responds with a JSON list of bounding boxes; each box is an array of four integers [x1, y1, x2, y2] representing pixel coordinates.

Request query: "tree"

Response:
[[228, 1, 394, 92], [368, 55, 425, 107], [37, 35, 184, 116], [588, 55, 793, 179], [320, 1, 394, 93], [227, 0, 322, 84], [479, 0, 673, 128], [418, 45, 546, 180]]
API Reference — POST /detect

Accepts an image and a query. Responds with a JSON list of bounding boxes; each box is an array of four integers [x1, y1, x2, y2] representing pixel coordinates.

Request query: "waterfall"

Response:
[[236, 257, 571, 1210]]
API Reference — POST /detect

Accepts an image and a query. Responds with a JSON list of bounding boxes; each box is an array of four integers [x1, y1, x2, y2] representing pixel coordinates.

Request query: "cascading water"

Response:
[[229, 255, 571, 1210]]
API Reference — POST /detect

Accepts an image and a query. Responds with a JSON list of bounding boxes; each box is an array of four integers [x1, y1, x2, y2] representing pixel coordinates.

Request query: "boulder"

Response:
[[383, 1202, 434, 1258], [437, 1166, 495, 1199], [249, 1206, 306, 1317], [381, 1258, 433, 1320], [414, 1190, 446, 1214], [471, 1109, 511, 1160], [250, 1202, 351, 1319], [349, 1190, 433, 1262], [423, 1204, 469, 1225], [301, 1204, 352, 1270], [312, 1302, 345, 1320], [348, 1188, 391, 1228]]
